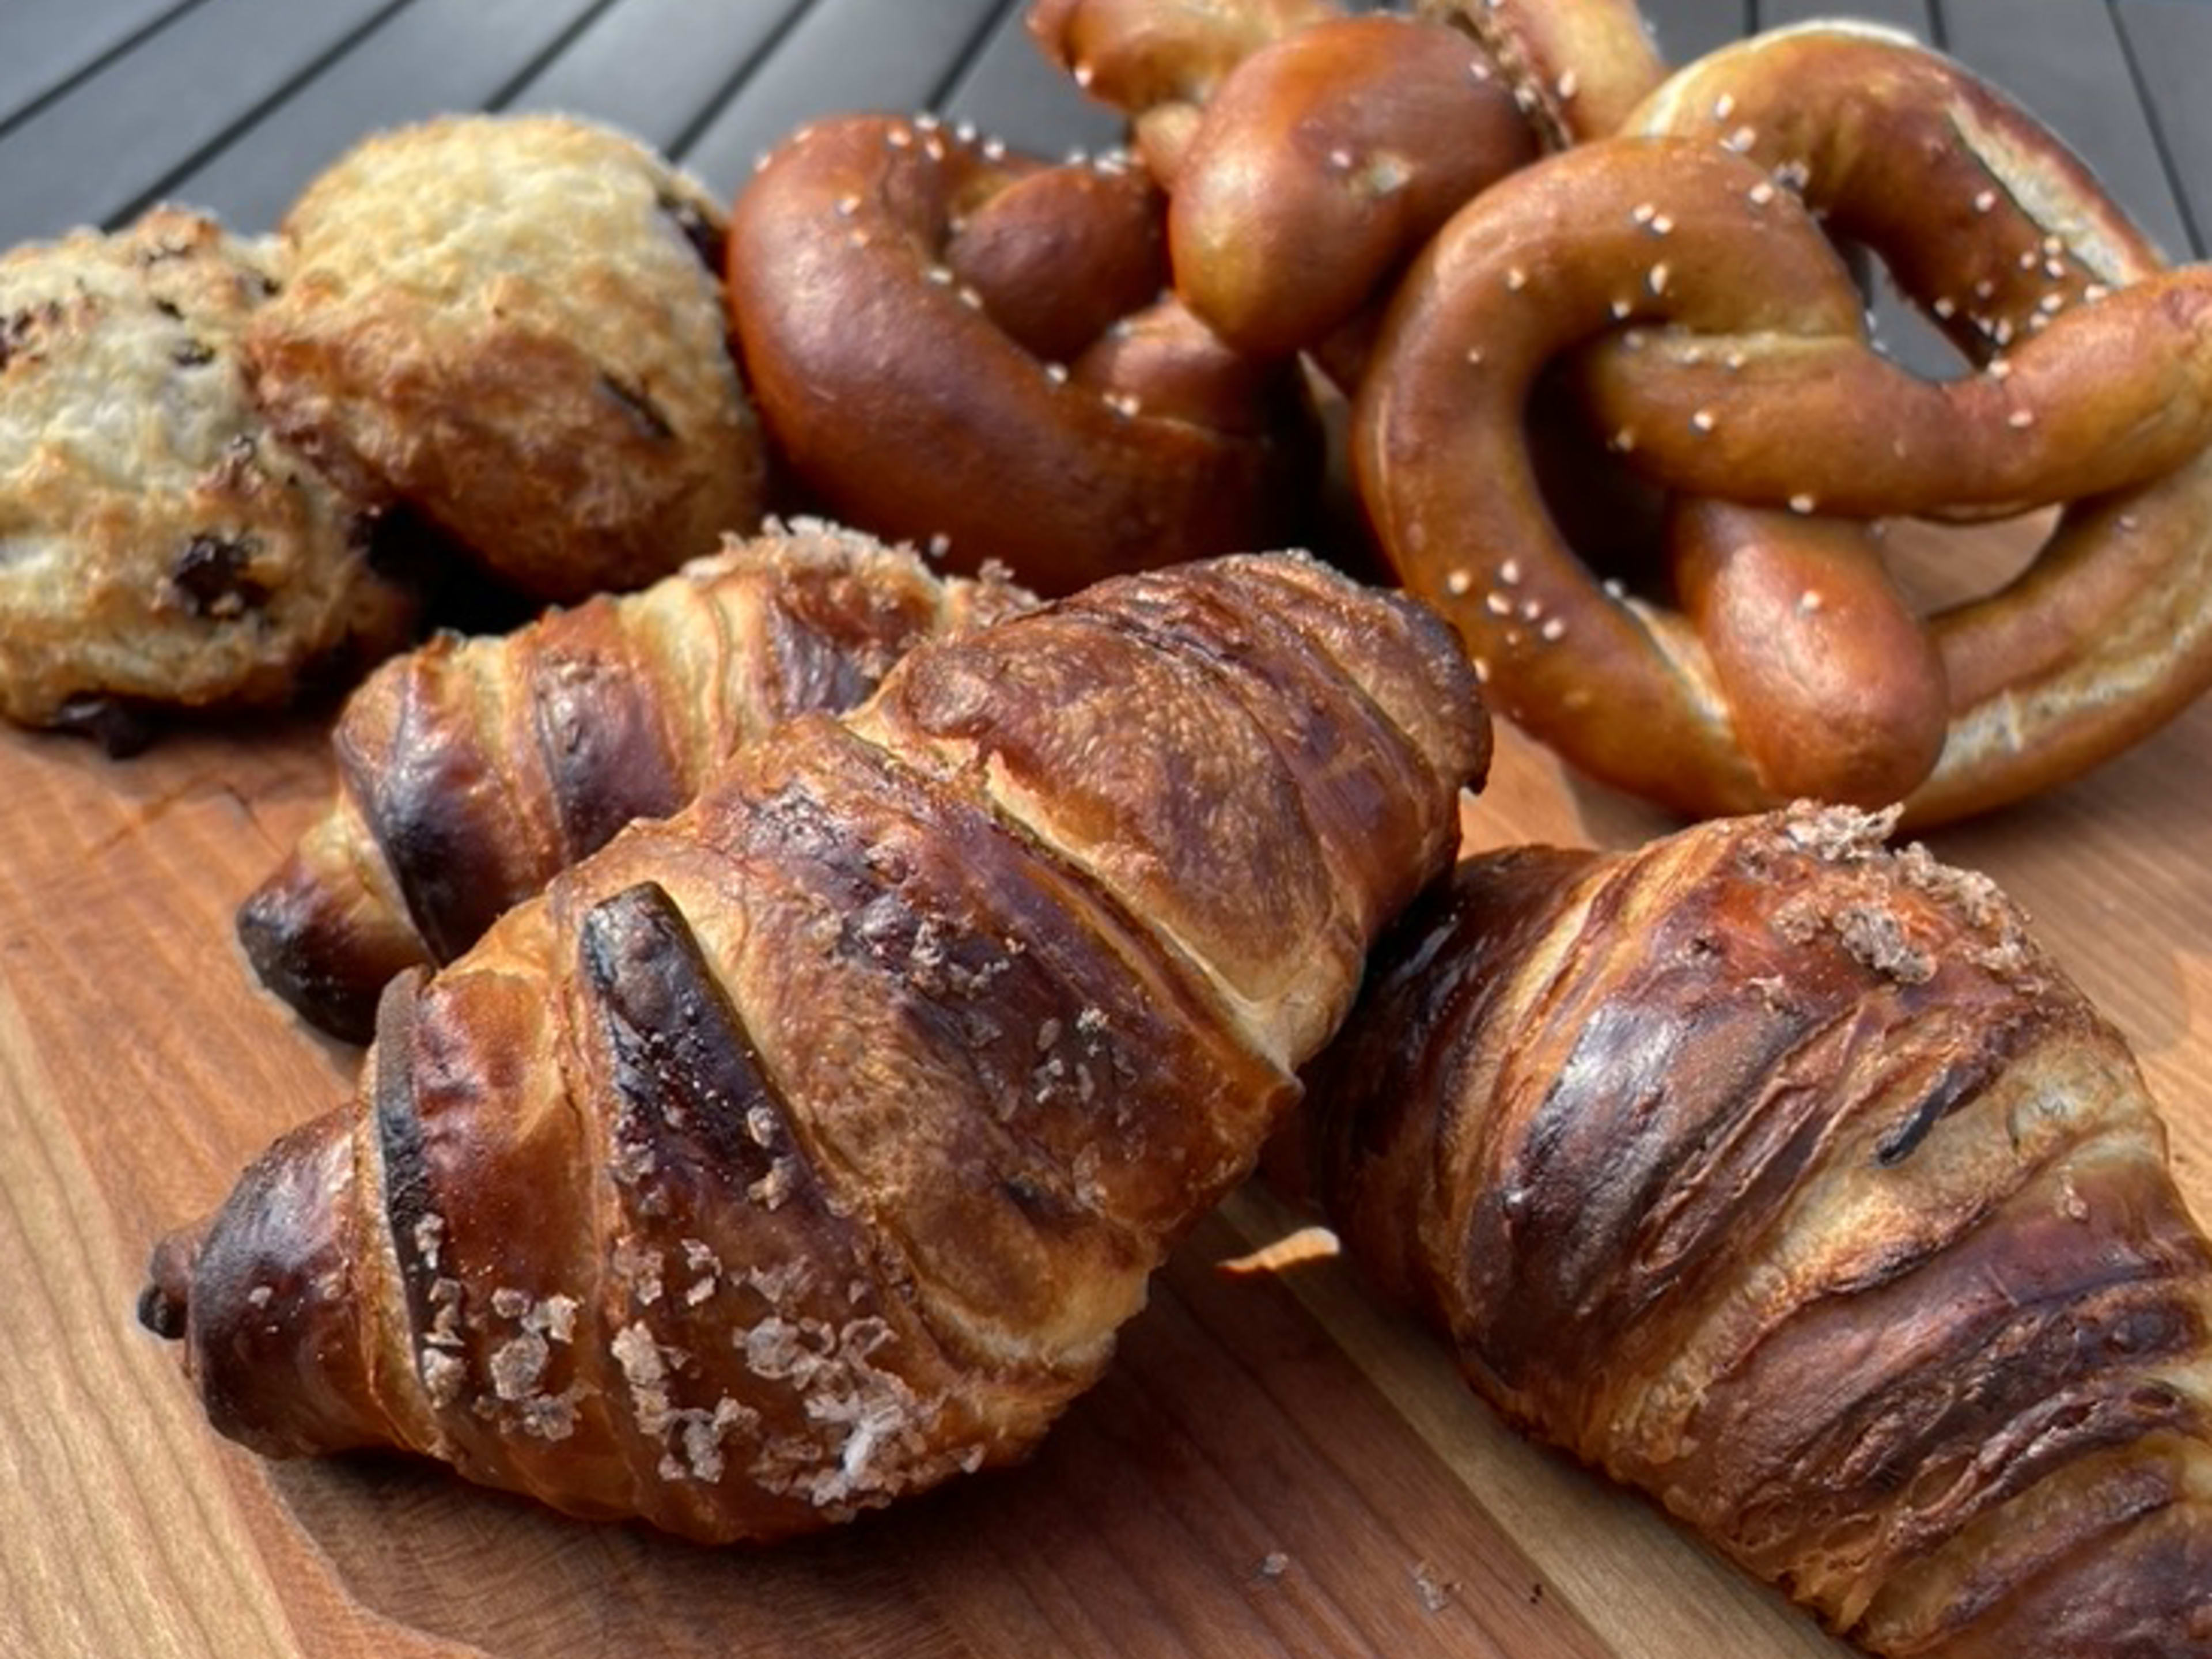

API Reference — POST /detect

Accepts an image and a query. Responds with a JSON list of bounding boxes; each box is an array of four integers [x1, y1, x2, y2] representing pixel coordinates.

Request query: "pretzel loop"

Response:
[[1584, 24, 2212, 522], [1603, 25, 2212, 821], [1165, 13, 1540, 368], [1354, 137, 1953, 812], [725, 113, 1317, 597], [1416, 0, 1667, 147]]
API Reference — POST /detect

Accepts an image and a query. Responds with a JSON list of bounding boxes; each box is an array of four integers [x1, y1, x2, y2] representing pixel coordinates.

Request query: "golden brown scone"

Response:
[[1307, 805, 2212, 1658], [237, 520, 1037, 1044], [245, 115, 767, 604], [143, 551, 1490, 1546], [0, 208, 417, 748]]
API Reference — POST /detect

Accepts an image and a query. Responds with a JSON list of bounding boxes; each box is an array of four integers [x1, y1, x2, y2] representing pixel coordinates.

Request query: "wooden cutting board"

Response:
[[3, 517, 2208, 1659]]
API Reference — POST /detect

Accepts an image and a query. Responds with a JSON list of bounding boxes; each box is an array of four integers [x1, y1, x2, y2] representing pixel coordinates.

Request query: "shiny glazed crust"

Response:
[[1308, 805, 2212, 1656], [236, 521, 1037, 1043], [724, 112, 1320, 597], [148, 552, 1490, 1544], [1165, 13, 1539, 367], [0, 208, 415, 733], [245, 115, 767, 604]]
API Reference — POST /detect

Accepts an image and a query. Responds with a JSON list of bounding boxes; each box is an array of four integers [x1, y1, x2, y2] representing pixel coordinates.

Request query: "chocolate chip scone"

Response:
[[244, 115, 769, 604], [0, 207, 419, 751]]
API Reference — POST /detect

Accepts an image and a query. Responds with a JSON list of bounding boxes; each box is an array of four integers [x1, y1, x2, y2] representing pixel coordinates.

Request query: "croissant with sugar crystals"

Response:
[[145, 552, 1488, 1544], [1306, 805, 2211, 1656]]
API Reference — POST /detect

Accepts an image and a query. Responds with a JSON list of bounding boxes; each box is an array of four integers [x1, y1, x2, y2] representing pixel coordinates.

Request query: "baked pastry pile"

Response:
[[0, 1, 2187, 1650], [1308, 804, 2212, 1657], [143, 552, 1488, 1544]]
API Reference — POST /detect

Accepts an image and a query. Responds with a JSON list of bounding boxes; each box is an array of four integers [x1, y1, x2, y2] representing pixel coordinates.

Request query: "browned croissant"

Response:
[[236, 520, 1033, 1043], [1305, 805, 2212, 1657], [145, 552, 1490, 1545]]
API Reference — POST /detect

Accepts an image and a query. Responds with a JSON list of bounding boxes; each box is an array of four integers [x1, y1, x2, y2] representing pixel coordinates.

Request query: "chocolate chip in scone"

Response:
[[657, 190, 728, 275], [48, 694, 159, 757], [1, 302, 61, 372], [599, 373, 675, 441], [171, 532, 271, 618]]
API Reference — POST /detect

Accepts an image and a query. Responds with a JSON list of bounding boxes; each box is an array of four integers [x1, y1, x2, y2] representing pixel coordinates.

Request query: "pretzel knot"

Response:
[[1164, 12, 1539, 372], [1359, 28, 2212, 824], [725, 112, 1316, 597]]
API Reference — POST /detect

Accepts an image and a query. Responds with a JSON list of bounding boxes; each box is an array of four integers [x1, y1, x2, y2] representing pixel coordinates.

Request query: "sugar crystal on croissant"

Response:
[[143, 551, 1488, 1543]]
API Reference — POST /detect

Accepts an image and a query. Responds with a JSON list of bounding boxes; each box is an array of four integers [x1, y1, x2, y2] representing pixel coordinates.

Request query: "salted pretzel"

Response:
[[1583, 25, 2212, 522], [1415, 0, 1666, 147], [1596, 24, 2212, 824], [1164, 12, 1539, 372], [1355, 137, 1957, 812], [1026, 0, 1344, 183], [724, 112, 1317, 596]]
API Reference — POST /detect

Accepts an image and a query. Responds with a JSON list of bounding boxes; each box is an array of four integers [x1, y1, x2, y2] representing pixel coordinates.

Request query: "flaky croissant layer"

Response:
[[237, 520, 1035, 1042], [147, 551, 1489, 1544], [1308, 804, 2212, 1657]]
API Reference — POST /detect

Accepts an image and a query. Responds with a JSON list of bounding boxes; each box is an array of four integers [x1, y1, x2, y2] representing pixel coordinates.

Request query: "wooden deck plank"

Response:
[[672, 0, 1006, 203], [154, 0, 607, 236], [0, 0, 196, 132], [937, 2, 1129, 164], [1941, 0, 2198, 260], [502, 0, 811, 160], [0, 0, 405, 247], [2114, 0, 2212, 257]]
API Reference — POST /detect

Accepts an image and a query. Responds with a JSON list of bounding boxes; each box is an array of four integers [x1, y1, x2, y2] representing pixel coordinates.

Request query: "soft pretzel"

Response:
[[1025, 0, 1344, 183], [1415, 0, 1667, 147], [1165, 12, 1539, 370], [1595, 24, 2212, 824], [725, 113, 1319, 597], [1354, 137, 1955, 811], [1583, 24, 2212, 521]]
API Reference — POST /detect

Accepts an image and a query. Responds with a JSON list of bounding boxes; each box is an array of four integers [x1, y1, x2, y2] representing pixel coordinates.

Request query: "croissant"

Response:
[[145, 551, 1490, 1545], [1305, 804, 2212, 1657], [236, 520, 1035, 1043]]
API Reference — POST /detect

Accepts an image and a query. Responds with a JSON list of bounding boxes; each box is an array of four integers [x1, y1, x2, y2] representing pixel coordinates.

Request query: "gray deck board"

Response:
[[0, 0, 198, 134], [157, 0, 608, 234], [2115, 0, 2212, 256], [1757, 0, 1933, 41], [502, 0, 811, 158], [0, 0, 406, 246], [672, 0, 1007, 200], [1643, 0, 1750, 70], [1944, 0, 2198, 259]]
